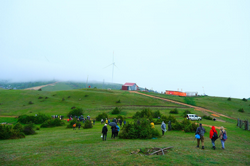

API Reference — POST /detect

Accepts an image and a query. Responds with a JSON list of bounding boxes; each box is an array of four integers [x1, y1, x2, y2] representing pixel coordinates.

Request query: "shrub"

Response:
[[18, 113, 50, 124], [41, 118, 65, 128], [227, 97, 231, 101], [96, 113, 108, 121], [242, 98, 247, 102], [38, 88, 42, 91], [68, 96, 71, 98], [67, 108, 84, 117], [172, 121, 183, 130], [62, 98, 65, 101], [153, 110, 161, 118], [0, 124, 25, 140], [28, 101, 33, 104], [83, 120, 93, 129], [238, 108, 244, 113], [154, 115, 177, 125], [202, 115, 212, 120], [183, 110, 192, 117], [45, 97, 48, 99], [119, 118, 160, 139], [23, 122, 36, 135], [38, 96, 43, 99], [116, 115, 124, 122], [184, 123, 198, 133], [85, 95, 88, 97], [111, 107, 121, 114], [116, 99, 121, 103], [36, 127, 40, 130], [170, 108, 178, 114], [132, 108, 153, 119]]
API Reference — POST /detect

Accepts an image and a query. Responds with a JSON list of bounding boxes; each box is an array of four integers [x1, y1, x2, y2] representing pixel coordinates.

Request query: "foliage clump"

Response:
[[67, 118, 80, 128], [38, 96, 43, 99], [18, 113, 50, 124], [202, 115, 212, 120], [132, 108, 153, 120], [23, 122, 36, 135], [83, 120, 93, 129], [0, 123, 25, 140], [154, 115, 177, 124], [153, 110, 161, 118], [116, 115, 124, 122], [227, 97, 231, 101], [169, 108, 178, 114], [41, 118, 65, 128], [183, 110, 192, 117], [119, 118, 160, 139], [67, 108, 83, 117], [28, 101, 34, 104], [172, 119, 198, 132], [111, 107, 121, 114], [116, 99, 121, 103], [242, 98, 247, 102], [96, 113, 108, 121], [238, 108, 244, 113]]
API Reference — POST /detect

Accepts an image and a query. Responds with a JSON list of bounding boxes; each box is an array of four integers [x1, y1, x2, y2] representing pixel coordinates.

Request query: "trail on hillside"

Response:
[[25, 82, 58, 90], [130, 91, 235, 121]]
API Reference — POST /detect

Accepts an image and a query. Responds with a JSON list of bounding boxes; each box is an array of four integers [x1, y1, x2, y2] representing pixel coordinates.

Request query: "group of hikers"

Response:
[[101, 118, 124, 141], [195, 123, 227, 150]]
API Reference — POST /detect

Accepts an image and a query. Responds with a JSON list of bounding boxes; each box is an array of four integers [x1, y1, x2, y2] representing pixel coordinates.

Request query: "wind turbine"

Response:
[[103, 52, 118, 83]]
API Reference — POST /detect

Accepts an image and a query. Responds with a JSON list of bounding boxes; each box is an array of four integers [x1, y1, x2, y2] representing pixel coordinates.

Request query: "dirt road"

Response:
[[130, 91, 236, 120], [25, 82, 58, 90]]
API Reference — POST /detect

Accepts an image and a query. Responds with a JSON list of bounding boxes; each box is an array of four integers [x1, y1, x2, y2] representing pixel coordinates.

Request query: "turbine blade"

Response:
[[103, 63, 113, 69]]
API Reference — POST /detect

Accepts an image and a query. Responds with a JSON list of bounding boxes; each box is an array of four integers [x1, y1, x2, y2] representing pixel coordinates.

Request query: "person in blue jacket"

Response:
[[116, 124, 120, 137]]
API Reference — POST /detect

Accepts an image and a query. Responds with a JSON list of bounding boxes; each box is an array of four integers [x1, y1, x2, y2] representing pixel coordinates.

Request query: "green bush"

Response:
[[202, 115, 212, 120], [67, 108, 84, 117], [242, 98, 247, 102], [96, 113, 108, 121], [0, 123, 25, 140], [41, 118, 65, 128], [184, 123, 198, 133], [238, 108, 244, 113], [119, 118, 160, 139], [227, 97, 231, 101], [153, 110, 161, 118], [23, 122, 36, 135], [154, 115, 177, 125], [18, 113, 50, 124], [116, 115, 124, 122], [172, 121, 183, 130], [116, 99, 121, 103], [111, 107, 121, 114], [83, 120, 93, 129], [132, 108, 153, 119], [170, 108, 178, 114], [183, 110, 192, 117]]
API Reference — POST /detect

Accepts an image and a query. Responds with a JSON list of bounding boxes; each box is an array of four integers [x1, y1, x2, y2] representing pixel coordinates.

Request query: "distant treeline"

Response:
[[65, 82, 123, 90]]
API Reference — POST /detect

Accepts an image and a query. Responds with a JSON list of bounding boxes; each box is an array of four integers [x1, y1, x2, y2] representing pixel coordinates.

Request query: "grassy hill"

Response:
[[0, 89, 250, 165]]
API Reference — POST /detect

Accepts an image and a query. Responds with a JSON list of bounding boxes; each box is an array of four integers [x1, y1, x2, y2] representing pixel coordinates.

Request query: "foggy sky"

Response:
[[0, 0, 250, 98]]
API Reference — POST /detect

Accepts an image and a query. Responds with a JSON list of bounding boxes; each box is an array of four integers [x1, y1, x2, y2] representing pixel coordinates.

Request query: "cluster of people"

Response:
[[196, 123, 227, 150], [101, 118, 125, 141]]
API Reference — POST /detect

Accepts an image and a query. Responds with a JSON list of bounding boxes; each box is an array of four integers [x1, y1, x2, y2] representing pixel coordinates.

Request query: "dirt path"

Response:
[[25, 82, 58, 90], [130, 91, 235, 121]]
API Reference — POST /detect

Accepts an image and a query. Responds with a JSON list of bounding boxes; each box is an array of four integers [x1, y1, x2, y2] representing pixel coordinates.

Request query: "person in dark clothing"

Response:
[[123, 120, 126, 125], [111, 126, 116, 139], [119, 119, 122, 127], [168, 121, 171, 131], [102, 124, 108, 141], [196, 123, 206, 149], [78, 123, 81, 129], [93, 119, 95, 125]]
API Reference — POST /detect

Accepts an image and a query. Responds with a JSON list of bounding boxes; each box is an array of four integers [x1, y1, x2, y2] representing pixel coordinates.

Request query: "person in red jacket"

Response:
[[210, 126, 218, 150]]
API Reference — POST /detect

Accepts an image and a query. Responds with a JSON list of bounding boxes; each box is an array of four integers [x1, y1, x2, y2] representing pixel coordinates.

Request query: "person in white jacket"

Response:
[[161, 121, 167, 136]]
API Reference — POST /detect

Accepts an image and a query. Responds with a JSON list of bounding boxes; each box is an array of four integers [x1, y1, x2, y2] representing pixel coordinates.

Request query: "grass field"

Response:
[[0, 89, 250, 165]]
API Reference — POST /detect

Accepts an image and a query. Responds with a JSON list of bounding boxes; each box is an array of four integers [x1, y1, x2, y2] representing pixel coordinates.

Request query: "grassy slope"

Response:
[[0, 89, 181, 117], [140, 92, 250, 120]]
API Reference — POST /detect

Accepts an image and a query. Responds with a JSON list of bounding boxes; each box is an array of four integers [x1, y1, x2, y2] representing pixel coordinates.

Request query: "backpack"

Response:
[[73, 124, 76, 127], [222, 131, 227, 141], [213, 131, 218, 140]]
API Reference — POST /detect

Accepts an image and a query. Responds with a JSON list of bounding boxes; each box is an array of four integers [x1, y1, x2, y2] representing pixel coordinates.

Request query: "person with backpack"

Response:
[[209, 126, 218, 150], [102, 124, 108, 141], [73, 123, 76, 130], [161, 121, 167, 136], [78, 122, 81, 130], [195, 123, 206, 149], [115, 124, 120, 137], [219, 126, 227, 150]]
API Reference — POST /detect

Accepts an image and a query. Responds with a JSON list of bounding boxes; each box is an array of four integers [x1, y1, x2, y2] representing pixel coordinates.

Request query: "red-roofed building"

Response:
[[122, 83, 139, 91]]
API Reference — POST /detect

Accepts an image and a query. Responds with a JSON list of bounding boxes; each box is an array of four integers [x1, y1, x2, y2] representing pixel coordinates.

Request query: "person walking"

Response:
[[219, 126, 227, 150], [209, 126, 218, 150], [78, 123, 81, 130], [115, 124, 120, 137], [101, 119, 104, 124], [196, 123, 205, 149], [93, 119, 95, 125], [161, 121, 167, 136], [106, 118, 108, 124], [168, 121, 172, 131], [111, 125, 116, 139], [102, 124, 108, 141], [73, 123, 76, 130], [123, 120, 126, 125], [119, 119, 122, 127]]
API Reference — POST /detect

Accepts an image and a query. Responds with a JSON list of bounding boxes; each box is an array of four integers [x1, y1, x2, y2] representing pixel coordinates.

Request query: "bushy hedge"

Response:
[[183, 110, 192, 117], [238, 108, 244, 113], [18, 113, 50, 124], [153, 110, 161, 118], [41, 118, 65, 128], [154, 115, 177, 124], [23, 122, 36, 135], [119, 118, 160, 139], [0, 123, 25, 140], [111, 107, 121, 114], [96, 113, 108, 121], [202, 115, 212, 120], [132, 108, 153, 120], [83, 120, 93, 129], [172, 119, 198, 132], [116, 115, 124, 122], [169, 108, 178, 114], [67, 108, 84, 117]]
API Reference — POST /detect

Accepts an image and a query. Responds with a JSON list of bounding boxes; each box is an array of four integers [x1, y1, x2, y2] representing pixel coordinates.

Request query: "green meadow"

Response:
[[0, 89, 250, 165]]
